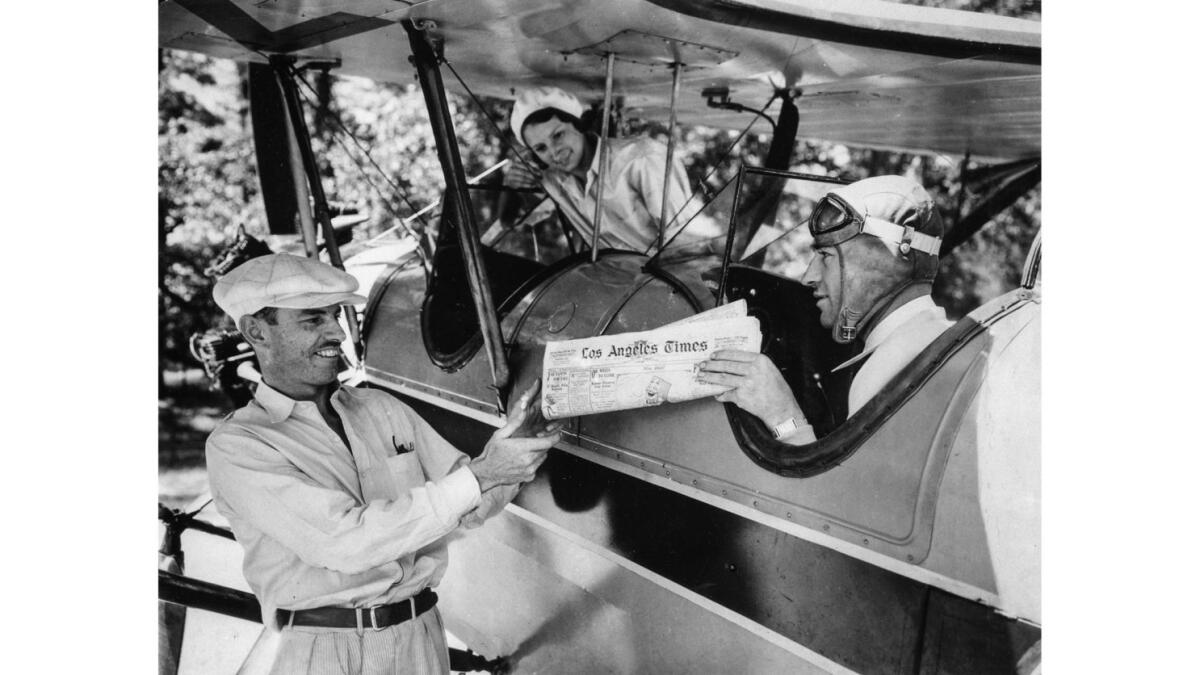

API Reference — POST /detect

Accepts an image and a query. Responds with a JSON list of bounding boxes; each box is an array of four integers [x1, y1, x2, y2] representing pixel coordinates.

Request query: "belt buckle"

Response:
[[368, 606, 382, 631]]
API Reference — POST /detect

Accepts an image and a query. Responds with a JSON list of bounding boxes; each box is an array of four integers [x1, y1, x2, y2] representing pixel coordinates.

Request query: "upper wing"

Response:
[[159, 0, 1040, 160]]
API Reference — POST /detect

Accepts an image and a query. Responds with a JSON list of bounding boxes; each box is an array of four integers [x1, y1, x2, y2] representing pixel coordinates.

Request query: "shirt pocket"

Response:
[[385, 452, 424, 492]]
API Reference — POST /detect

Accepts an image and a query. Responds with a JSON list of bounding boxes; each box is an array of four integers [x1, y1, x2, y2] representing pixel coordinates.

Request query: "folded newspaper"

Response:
[[541, 300, 762, 420]]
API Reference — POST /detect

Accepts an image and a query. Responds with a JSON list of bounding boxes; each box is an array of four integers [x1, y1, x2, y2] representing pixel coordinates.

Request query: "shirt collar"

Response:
[[254, 382, 298, 424], [831, 295, 939, 373], [584, 134, 607, 189], [863, 295, 938, 353], [253, 381, 353, 424]]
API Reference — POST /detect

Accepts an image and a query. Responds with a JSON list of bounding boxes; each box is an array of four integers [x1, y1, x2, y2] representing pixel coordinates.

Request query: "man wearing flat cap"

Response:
[[205, 253, 559, 674], [698, 175, 953, 444], [503, 86, 719, 254]]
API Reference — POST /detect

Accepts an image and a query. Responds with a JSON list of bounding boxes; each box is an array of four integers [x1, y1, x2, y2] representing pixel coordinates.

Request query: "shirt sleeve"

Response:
[[630, 139, 695, 231], [395, 400, 516, 526], [398, 398, 520, 526], [206, 425, 480, 577], [461, 482, 521, 529]]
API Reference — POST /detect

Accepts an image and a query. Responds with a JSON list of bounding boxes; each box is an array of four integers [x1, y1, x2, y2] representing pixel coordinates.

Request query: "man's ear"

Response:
[[238, 315, 269, 347]]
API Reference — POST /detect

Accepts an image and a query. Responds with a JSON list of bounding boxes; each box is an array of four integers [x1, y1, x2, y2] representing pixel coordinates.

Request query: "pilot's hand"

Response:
[[697, 350, 808, 430], [469, 379, 560, 492], [503, 155, 543, 189]]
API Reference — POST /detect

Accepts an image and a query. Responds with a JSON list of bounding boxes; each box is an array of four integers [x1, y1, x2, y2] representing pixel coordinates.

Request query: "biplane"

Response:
[[158, 1, 1042, 673]]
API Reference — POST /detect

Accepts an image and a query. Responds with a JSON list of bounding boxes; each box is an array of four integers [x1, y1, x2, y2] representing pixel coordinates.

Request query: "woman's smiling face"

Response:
[[523, 116, 586, 174]]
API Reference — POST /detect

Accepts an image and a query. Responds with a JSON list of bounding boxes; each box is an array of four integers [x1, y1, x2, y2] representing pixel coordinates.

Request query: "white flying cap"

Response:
[[510, 86, 584, 145], [213, 253, 366, 320]]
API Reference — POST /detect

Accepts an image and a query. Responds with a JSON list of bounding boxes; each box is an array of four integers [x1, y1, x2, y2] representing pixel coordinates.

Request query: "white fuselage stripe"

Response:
[[504, 503, 859, 674]]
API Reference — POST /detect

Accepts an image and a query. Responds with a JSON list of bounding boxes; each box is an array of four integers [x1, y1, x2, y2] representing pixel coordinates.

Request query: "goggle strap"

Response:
[[862, 216, 941, 255]]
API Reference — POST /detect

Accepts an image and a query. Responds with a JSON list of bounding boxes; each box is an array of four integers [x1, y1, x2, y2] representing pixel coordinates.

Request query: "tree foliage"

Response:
[[159, 52, 261, 374], [158, 51, 509, 371]]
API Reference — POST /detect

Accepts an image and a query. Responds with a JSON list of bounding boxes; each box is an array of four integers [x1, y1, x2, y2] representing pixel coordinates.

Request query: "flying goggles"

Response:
[[808, 192, 941, 256]]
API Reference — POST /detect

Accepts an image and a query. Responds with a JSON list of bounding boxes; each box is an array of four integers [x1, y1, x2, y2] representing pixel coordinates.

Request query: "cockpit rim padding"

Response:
[[419, 248, 640, 373], [724, 290, 1034, 477]]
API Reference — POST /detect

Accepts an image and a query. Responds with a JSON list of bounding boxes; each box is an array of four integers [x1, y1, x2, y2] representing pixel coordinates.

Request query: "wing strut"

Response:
[[403, 20, 511, 406], [658, 61, 683, 252], [590, 53, 617, 263], [275, 74, 319, 257], [269, 56, 364, 356], [941, 158, 1041, 256]]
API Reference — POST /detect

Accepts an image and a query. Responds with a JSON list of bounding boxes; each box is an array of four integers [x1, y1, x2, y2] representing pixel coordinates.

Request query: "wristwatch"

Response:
[[771, 416, 799, 440]]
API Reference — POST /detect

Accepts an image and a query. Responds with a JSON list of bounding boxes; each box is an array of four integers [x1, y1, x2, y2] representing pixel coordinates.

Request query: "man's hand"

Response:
[[469, 380, 561, 492], [696, 350, 807, 429], [503, 156, 542, 190]]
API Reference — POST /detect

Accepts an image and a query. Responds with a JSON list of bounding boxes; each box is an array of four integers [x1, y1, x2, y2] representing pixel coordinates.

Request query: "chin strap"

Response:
[[833, 246, 875, 343], [835, 277, 926, 344], [837, 306, 865, 343]]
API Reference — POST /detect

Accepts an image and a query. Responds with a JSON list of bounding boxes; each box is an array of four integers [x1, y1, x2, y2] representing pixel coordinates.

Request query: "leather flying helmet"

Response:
[[807, 175, 944, 342]]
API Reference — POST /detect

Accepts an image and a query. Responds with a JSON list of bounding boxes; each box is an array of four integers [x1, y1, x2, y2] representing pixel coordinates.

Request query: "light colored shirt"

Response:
[[780, 295, 952, 445], [206, 383, 515, 628], [541, 135, 714, 252]]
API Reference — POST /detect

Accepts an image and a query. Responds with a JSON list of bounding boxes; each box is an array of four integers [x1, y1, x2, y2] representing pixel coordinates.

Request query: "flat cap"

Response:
[[510, 86, 583, 145], [213, 253, 366, 320]]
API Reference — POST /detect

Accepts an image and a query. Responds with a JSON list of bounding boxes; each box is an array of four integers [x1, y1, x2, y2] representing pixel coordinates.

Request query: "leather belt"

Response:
[[277, 588, 437, 631]]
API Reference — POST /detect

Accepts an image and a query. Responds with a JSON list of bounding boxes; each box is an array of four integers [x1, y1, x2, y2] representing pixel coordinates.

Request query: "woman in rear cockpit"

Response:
[[503, 86, 719, 255]]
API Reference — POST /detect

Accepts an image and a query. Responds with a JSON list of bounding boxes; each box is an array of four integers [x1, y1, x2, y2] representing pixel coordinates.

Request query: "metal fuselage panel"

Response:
[[397, 392, 1039, 674], [363, 254, 1040, 619], [365, 263, 501, 416], [367, 256, 1006, 567], [926, 298, 1041, 624]]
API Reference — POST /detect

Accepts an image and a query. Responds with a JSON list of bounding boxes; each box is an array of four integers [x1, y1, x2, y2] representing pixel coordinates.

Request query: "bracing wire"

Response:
[[243, 51, 432, 261], [290, 68, 434, 228], [245, 50, 445, 236], [646, 94, 779, 263], [186, 499, 214, 518], [442, 60, 542, 177], [288, 66, 433, 271]]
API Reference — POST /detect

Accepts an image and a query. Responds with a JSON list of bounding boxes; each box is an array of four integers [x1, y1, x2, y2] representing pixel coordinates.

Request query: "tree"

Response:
[[157, 51, 511, 376], [159, 51, 263, 381]]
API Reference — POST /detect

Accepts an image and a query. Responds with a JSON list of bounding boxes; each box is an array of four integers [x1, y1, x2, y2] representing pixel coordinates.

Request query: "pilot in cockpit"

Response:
[[502, 86, 720, 255], [697, 175, 952, 445]]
